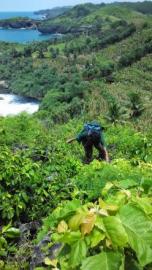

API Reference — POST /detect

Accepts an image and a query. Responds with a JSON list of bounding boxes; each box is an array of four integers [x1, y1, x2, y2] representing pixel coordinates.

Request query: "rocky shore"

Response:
[[0, 18, 39, 30], [0, 81, 9, 92]]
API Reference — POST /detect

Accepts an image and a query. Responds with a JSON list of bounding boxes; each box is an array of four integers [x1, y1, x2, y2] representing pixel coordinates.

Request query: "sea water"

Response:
[[0, 94, 39, 116], [0, 12, 55, 43], [0, 11, 43, 20]]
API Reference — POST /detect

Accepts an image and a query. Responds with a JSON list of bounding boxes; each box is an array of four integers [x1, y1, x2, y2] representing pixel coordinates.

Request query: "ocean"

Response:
[[0, 11, 43, 20], [0, 11, 55, 43], [0, 29, 56, 43]]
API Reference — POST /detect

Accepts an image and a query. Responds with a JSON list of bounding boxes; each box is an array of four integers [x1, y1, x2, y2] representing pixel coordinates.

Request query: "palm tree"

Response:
[[128, 92, 144, 118], [105, 99, 129, 124]]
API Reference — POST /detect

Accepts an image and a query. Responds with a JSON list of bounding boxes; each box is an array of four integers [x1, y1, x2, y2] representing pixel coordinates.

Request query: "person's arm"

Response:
[[67, 129, 85, 144], [66, 138, 76, 144]]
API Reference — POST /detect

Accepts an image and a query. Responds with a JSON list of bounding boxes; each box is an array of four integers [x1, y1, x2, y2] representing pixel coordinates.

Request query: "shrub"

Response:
[[37, 174, 152, 269]]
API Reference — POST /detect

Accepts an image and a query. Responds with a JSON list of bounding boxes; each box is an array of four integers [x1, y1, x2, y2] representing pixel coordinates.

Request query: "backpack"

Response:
[[84, 122, 102, 136]]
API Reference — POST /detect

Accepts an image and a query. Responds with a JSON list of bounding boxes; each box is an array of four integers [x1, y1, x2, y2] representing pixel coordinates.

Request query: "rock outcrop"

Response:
[[0, 18, 39, 30], [0, 81, 9, 92]]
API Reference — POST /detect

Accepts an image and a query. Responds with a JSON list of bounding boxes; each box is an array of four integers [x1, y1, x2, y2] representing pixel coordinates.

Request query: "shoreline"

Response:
[[0, 80, 41, 101], [0, 26, 37, 30]]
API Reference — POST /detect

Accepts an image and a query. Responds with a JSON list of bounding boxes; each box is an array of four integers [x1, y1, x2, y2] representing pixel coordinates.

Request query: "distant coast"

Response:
[[34, 6, 71, 19], [0, 17, 39, 30]]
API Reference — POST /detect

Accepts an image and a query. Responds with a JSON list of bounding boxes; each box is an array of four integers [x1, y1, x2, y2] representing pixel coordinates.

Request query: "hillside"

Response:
[[0, 114, 152, 269], [0, 2, 151, 127], [120, 1, 152, 14], [0, 2, 152, 269], [34, 6, 72, 19], [0, 17, 38, 29], [38, 1, 152, 33]]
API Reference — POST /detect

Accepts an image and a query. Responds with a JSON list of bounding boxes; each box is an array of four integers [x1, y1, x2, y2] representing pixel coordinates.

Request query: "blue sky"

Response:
[[0, 0, 141, 11]]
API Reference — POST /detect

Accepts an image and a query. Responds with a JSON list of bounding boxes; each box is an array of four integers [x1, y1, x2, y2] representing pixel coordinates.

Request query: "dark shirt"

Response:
[[76, 129, 106, 146]]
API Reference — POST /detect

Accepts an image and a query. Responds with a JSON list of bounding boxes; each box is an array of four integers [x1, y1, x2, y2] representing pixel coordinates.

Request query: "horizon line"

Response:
[[0, 0, 146, 12], [0, 10, 53, 12]]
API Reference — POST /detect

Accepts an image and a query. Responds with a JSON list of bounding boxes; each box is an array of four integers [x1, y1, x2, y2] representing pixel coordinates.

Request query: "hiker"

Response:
[[67, 122, 109, 163]]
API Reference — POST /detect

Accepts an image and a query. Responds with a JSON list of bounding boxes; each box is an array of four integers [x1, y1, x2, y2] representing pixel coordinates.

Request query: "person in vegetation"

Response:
[[67, 122, 109, 163]]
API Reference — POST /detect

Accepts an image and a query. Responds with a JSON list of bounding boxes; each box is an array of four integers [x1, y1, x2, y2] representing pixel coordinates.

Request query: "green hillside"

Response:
[[0, 2, 152, 269], [0, 2, 151, 127], [38, 1, 152, 33], [35, 6, 72, 19], [120, 1, 152, 14]]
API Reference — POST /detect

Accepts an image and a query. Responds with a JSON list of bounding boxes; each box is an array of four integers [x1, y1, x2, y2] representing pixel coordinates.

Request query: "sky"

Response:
[[0, 0, 143, 11]]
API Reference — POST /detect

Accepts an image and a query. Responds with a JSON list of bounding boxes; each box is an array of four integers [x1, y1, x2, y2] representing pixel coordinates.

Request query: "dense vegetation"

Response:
[[0, 115, 152, 269], [0, 17, 38, 29], [35, 7, 72, 19], [38, 1, 152, 33], [0, 2, 152, 126], [0, 1, 152, 269]]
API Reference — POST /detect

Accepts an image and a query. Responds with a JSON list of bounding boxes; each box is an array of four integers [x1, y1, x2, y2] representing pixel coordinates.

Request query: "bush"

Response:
[[37, 169, 152, 269], [73, 159, 152, 200]]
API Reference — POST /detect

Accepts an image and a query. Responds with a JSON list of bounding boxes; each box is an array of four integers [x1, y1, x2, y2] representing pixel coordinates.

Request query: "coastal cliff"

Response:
[[0, 17, 39, 29], [0, 81, 9, 92], [34, 6, 71, 19]]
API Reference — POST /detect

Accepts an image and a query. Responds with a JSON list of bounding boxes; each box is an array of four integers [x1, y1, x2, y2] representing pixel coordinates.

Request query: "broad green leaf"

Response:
[[116, 191, 129, 203], [0, 236, 7, 247], [59, 231, 81, 245], [121, 190, 131, 198], [99, 198, 119, 213], [86, 228, 105, 248], [108, 192, 127, 207], [117, 179, 138, 189], [95, 215, 106, 232], [132, 197, 152, 216], [68, 209, 87, 231], [59, 200, 81, 220], [69, 239, 87, 267], [119, 204, 152, 266], [44, 257, 57, 266], [81, 211, 96, 235], [106, 204, 119, 212], [99, 198, 107, 208], [0, 249, 7, 257], [102, 182, 114, 196], [2, 223, 11, 233], [60, 258, 70, 270], [57, 220, 68, 233], [5, 228, 20, 239], [81, 251, 122, 270], [103, 216, 128, 247], [99, 209, 109, 216]]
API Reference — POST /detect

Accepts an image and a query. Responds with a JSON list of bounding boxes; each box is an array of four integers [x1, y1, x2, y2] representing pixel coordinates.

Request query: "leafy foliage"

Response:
[[37, 178, 152, 269], [0, 2, 152, 269]]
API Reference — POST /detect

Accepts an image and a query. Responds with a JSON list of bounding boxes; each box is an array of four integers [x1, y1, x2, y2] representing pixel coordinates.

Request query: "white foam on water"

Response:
[[0, 94, 39, 116]]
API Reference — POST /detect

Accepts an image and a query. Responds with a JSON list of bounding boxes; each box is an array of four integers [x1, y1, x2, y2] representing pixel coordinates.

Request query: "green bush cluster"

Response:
[[37, 162, 152, 269], [0, 9, 151, 125], [0, 112, 151, 269], [119, 40, 152, 67], [0, 2, 152, 268]]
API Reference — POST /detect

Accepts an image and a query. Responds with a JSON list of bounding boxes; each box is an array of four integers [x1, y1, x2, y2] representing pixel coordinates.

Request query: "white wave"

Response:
[[0, 94, 39, 116]]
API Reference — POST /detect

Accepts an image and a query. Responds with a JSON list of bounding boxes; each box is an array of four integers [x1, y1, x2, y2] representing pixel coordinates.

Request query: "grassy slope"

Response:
[[39, 2, 150, 31]]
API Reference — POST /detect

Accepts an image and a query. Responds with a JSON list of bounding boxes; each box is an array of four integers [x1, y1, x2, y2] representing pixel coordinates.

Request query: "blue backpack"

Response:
[[84, 122, 102, 136]]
